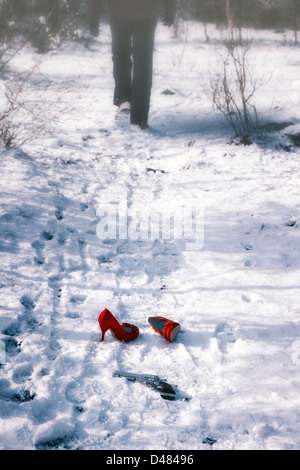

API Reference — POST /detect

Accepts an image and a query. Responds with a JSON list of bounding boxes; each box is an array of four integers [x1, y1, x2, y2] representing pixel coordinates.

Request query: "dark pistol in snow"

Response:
[[113, 370, 176, 401]]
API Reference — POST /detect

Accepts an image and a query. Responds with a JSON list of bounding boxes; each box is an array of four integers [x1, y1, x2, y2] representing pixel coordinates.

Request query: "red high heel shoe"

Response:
[[148, 316, 180, 343], [98, 308, 139, 342]]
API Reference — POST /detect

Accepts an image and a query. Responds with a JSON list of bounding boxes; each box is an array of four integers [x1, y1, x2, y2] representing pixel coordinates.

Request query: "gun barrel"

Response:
[[113, 370, 140, 381], [113, 370, 161, 383], [113, 370, 175, 400]]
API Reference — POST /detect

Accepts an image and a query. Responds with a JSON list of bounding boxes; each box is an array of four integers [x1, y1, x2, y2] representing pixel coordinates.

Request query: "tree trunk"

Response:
[[226, 0, 234, 29], [48, 0, 60, 32]]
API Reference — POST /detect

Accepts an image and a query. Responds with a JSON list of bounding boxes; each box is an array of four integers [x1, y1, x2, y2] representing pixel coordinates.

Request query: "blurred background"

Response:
[[0, 0, 299, 53]]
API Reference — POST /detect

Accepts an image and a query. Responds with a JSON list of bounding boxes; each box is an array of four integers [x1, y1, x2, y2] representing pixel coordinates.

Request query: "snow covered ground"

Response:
[[0, 21, 300, 450]]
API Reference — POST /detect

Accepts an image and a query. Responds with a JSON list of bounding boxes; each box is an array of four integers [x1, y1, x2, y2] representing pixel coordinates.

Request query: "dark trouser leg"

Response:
[[110, 21, 132, 106], [130, 19, 157, 126]]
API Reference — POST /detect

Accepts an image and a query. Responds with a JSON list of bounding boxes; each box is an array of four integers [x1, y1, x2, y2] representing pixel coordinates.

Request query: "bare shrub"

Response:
[[1, 70, 39, 147], [0, 54, 68, 148], [209, 27, 266, 139], [0, 14, 70, 149]]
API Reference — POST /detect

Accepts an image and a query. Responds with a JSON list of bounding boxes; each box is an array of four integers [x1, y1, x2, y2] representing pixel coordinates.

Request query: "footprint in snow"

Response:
[[0, 379, 35, 403], [31, 240, 45, 265], [1, 337, 21, 357], [2, 296, 37, 340], [65, 381, 85, 404], [54, 193, 68, 220], [2, 321, 22, 337], [80, 202, 89, 212], [42, 220, 57, 241], [69, 295, 86, 305], [42, 230, 54, 241], [215, 322, 236, 354], [45, 338, 62, 361], [20, 295, 35, 311], [12, 363, 33, 384], [55, 209, 64, 221]]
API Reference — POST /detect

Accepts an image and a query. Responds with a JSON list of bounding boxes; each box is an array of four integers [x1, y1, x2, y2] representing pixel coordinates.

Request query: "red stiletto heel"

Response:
[[98, 308, 139, 342], [148, 316, 181, 343]]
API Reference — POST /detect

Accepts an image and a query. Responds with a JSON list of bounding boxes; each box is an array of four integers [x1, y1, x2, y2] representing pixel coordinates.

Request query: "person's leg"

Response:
[[130, 19, 157, 127], [110, 20, 132, 106]]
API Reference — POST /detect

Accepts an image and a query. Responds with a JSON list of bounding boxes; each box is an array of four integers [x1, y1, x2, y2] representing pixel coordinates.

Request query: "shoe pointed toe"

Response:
[[148, 317, 166, 333], [148, 316, 180, 343]]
